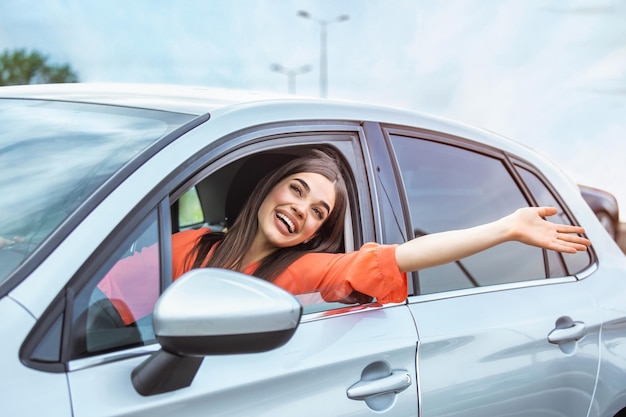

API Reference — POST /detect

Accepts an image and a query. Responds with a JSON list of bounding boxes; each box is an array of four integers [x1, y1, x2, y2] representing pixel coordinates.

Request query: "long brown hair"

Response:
[[188, 149, 348, 282]]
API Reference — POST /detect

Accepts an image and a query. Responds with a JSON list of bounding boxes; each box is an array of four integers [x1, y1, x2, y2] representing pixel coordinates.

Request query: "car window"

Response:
[[517, 166, 592, 275], [0, 99, 192, 286], [172, 146, 366, 315], [388, 135, 549, 295], [69, 210, 160, 360]]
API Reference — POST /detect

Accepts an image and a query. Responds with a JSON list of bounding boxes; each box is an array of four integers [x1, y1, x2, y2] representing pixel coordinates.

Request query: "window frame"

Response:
[[168, 129, 381, 318]]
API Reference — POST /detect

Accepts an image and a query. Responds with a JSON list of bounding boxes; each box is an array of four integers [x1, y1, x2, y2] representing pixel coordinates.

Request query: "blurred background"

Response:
[[1, 0, 624, 244]]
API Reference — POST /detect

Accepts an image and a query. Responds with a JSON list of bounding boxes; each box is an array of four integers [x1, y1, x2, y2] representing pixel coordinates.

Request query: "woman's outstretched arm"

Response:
[[395, 206, 590, 273]]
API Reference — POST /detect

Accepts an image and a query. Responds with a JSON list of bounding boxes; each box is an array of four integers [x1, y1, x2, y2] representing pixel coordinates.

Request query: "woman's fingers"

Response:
[[536, 206, 558, 217], [559, 233, 590, 247], [552, 227, 590, 253], [552, 217, 591, 249]]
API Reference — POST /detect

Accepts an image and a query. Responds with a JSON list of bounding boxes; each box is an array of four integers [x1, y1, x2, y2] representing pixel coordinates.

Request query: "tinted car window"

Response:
[[389, 135, 547, 295], [0, 99, 192, 285]]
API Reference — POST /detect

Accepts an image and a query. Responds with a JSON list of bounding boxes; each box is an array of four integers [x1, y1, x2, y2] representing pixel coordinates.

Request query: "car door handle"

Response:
[[347, 370, 412, 400], [548, 320, 586, 344]]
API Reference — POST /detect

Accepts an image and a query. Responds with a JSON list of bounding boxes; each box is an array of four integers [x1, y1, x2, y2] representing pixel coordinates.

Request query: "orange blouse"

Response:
[[101, 228, 407, 325], [173, 228, 407, 304]]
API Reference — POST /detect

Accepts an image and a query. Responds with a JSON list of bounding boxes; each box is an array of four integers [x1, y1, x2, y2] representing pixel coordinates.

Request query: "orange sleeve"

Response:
[[171, 228, 212, 280], [272, 242, 407, 304]]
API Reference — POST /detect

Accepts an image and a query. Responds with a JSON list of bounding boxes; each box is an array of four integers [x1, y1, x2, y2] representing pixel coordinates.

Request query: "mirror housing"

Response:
[[132, 268, 302, 396]]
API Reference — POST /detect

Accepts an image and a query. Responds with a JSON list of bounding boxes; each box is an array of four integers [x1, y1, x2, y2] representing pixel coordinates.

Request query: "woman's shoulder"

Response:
[[175, 227, 212, 237], [172, 227, 212, 248]]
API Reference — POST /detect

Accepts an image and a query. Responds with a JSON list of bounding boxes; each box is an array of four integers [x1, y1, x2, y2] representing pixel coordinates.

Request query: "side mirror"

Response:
[[132, 268, 302, 396]]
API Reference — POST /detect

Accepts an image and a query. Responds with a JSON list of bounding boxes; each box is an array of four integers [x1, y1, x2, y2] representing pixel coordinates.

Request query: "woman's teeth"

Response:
[[277, 212, 295, 233]]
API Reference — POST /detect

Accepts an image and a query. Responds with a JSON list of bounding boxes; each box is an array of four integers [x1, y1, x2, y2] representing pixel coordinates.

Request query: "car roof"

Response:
[[0, 83, 290, 115], [0, 82, 539, 159]]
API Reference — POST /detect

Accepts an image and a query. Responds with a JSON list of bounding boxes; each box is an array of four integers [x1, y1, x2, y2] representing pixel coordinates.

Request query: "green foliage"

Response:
[[0, 48, 79, 86], [179, 188, 205, 228]]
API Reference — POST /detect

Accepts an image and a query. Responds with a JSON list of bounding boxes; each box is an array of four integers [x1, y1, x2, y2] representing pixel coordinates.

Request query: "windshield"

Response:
[[0, 99, 194, 285]]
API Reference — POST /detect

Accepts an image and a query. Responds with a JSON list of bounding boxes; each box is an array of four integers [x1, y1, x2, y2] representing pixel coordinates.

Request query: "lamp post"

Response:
[[270, 63, 312, 94], [297, 10, 349, 98]]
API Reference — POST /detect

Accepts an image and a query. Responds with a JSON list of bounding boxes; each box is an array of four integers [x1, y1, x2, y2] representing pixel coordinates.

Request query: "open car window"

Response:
[[172, 146, 369, 315]]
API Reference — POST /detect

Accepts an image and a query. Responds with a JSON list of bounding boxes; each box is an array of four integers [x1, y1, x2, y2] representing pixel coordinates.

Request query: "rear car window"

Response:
[[389, 135, 553, 295]]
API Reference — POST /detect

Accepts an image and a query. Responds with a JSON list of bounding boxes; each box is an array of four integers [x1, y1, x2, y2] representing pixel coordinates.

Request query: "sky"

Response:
[[1, 0, 625, 218]]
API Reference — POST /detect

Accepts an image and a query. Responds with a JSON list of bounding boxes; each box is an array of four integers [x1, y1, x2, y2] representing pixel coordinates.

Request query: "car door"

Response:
[[35, 128, 419, 416], [371, 126, 601, 417]]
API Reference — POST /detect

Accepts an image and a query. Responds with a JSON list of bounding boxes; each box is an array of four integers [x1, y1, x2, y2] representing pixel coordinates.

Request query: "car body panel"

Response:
[[409, 279, 601, 416], [579, 258, 626, 416], [0, 298, 72, 416], [67, 305, 418, 417]]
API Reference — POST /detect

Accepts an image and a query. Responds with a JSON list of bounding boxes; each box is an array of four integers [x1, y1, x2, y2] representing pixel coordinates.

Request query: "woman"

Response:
[[101, 149, 590, 324], [170, 149, 589, 303]]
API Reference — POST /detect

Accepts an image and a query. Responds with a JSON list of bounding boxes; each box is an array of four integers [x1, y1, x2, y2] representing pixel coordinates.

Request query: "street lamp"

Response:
[[297, 10, 349, 98], [270, 63, 312, 94]]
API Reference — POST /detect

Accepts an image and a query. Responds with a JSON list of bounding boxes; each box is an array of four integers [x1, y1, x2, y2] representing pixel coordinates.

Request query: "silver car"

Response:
[[2, 83, 626, 417]]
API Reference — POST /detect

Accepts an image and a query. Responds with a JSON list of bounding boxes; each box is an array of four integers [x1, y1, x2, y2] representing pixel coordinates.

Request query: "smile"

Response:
[[276, 212, 295, 233]]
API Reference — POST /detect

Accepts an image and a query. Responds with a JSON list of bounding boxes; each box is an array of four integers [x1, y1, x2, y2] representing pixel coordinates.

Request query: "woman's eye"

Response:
[[313, 208, 324, 219], [290, 184, 302, 196]]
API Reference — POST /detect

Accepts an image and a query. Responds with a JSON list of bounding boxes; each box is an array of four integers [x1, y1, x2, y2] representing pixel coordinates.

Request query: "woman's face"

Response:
[[257, 172, 337, 248]]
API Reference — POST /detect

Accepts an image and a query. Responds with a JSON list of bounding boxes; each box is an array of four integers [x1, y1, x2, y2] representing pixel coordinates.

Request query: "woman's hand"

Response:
[[503, 207, 590, 254], [395, 206, 590, 273]]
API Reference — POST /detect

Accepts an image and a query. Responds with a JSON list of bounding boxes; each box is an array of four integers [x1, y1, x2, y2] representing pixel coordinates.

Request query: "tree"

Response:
[[0, 49, 79, 86]]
